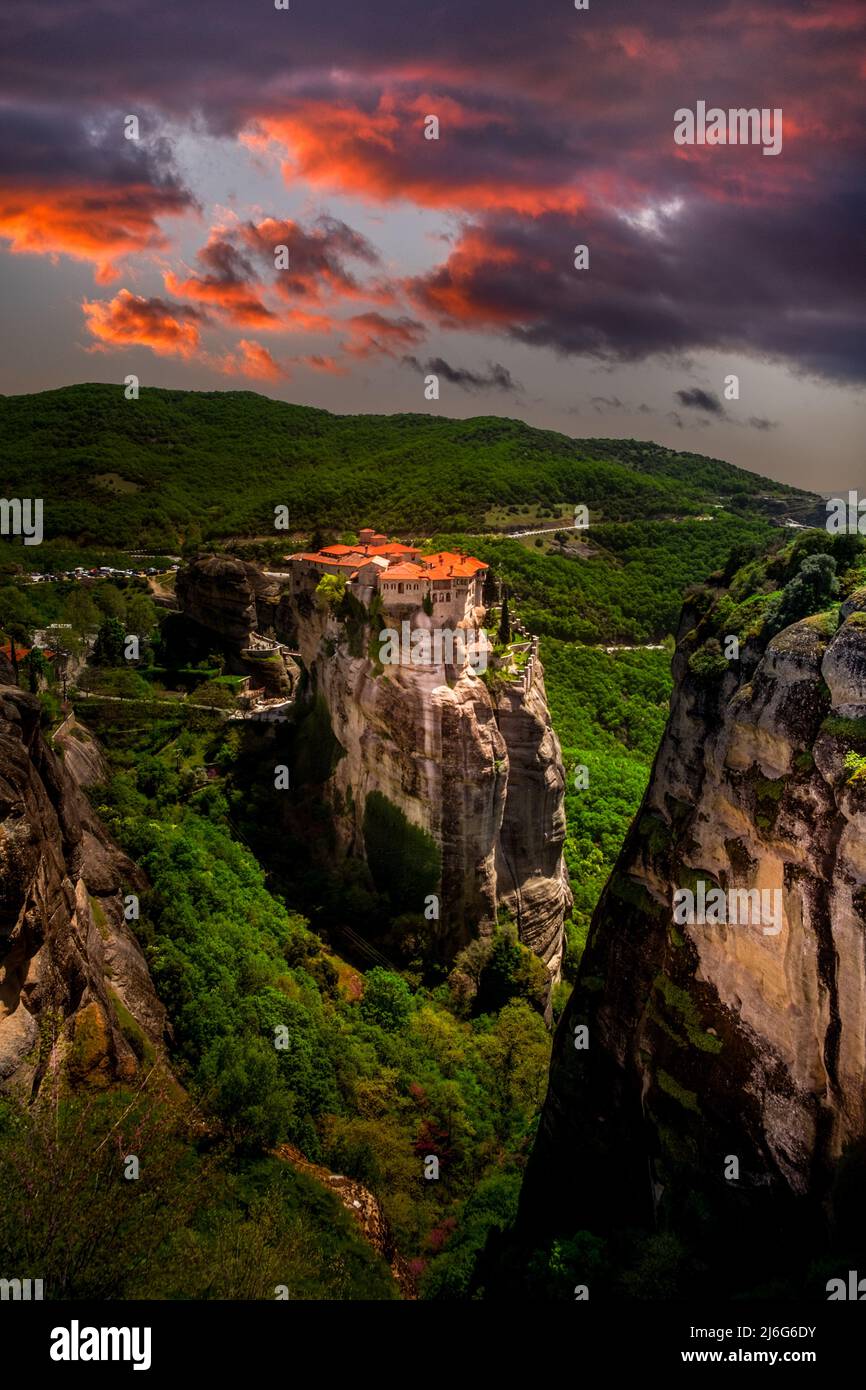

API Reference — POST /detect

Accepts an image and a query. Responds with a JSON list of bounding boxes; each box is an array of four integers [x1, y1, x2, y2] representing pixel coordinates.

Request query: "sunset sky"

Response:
[[0, 0, 863, 489]]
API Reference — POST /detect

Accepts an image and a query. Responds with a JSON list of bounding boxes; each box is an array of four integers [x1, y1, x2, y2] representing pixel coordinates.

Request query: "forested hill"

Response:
[[0, 384, 822, 549]]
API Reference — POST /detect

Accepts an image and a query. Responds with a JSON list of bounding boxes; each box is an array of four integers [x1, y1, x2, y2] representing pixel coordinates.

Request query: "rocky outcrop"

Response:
[[173, 556, 299, 695], [495, 675, 571, 974], [176, 555, 570, 983], [175, 554, 269, 644], [290, 584, 570, 978], [54, 716, 109, 787], [0, 687, 167, 1097], [522, 588, 866, 1260], [822, 613, 866, 714]]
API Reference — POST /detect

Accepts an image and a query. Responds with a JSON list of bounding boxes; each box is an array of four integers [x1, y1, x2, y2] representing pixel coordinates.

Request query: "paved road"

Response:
[[468, 515, 722, 541], [507, 523, 586, 538], [595, 642, 666, 653]]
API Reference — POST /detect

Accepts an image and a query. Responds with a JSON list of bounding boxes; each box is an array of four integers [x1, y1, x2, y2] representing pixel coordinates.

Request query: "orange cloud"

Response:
[[240, 215, 386, 305], [82, 288, 205, 356], [265, 307, 338, 335], [405, 228, 522, 325], [1, 183, 190, 283], [167, 215, 392, 340], [216, 338, 287, 380], [343, 311, 427, 358], [163, 232, 279, 327], [295, 354, 349, 375], [164, 270, 277, 327], [248, 98, 583, 213]]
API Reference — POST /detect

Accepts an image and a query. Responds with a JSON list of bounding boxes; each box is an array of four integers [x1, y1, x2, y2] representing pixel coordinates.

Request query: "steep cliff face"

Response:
[[177, 555, 570, 979], [54, 715, 110, 787], [306, 612, 569, 973], [495, 675, 571, 972], [0, 688, 167, 1097], [522, 568, 866, 1259]]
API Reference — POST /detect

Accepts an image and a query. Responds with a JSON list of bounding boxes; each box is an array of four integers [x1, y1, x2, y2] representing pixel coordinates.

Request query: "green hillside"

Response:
[[0, 383, 821, 550]]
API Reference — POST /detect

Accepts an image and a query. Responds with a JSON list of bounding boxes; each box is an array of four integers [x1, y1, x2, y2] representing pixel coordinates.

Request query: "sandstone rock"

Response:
[[840, 585, 866, 621], [495, 669, 571, 977], [55, 719, 108, 787], [822, 614, 866, 715], [175, 555, 299, 695], [175, 554, 260, 644], [521, 598, 866, 1251], [292, 593, 569, 981], [0, 686, 167, 1097]]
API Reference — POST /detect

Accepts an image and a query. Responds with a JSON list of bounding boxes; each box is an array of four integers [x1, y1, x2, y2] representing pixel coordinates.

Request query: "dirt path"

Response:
[[146, 575, 178, 606]]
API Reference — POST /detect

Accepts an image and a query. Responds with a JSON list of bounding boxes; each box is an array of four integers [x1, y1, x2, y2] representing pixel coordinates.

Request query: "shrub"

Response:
[[474, 927, 549, 1015], [92, 615, 127, 665], [314, 573, 347, 613], [844, 751, 866, 783], [359, 968, 414, 1032], [687, 639, 729, 684], [764, 553, 839, 639]]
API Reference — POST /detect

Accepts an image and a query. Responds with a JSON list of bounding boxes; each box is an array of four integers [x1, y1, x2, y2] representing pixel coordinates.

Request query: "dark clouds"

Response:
[[0, 106, 188, 192], [241, 216, 382, 303], [166, 235, 277, 327], [404, 356, 521, 393], [0, 107, 195, 280], [0, 0, 863, 390], [406, 191, 866, 383], [672, 390, 779, 431], [345, 313, 426, 358], [676, 388, 724, 414], [164, 215, 387, 329], [2, 2, 862, 147]]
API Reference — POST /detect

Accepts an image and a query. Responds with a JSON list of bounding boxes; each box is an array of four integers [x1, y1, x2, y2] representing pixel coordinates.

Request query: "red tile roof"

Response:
[[295, 552, 363, 567], [381, 563, 426, 581], [365, 542, 420, 557], [418, 552, 487, 580], [291, 539, 486, 586], [421, 551, 487, 575]]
